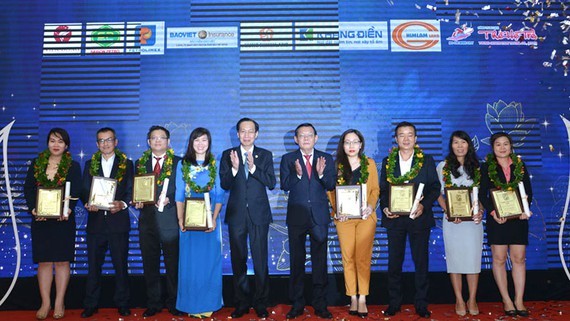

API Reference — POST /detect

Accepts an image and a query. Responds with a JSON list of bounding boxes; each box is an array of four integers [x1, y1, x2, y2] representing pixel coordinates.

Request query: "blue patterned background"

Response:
[[1, 0, 569, 277]]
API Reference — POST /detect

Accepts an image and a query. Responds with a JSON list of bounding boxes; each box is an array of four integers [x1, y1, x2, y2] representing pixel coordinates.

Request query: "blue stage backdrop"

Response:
[[1, 0, 569, 277]]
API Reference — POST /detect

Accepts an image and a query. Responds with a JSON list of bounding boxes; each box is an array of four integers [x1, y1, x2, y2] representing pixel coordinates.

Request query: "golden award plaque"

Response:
[[88, 176, 118, 210], [491, 189, 523, 219], [445, 187, 473, 221], [133, 173, 156, 204], [335, 185, 362, 219], [184, 197, 209, 230], [36, 186, 64, 218], [389, 183, 414, 215]]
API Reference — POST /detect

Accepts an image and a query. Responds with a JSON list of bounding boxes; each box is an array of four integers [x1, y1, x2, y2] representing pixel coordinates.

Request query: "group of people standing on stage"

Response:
[[23, 119, 532, 320]]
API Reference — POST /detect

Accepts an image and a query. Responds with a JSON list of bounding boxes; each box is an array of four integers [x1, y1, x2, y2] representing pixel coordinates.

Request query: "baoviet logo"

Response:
[[391, 20, 441, 51]]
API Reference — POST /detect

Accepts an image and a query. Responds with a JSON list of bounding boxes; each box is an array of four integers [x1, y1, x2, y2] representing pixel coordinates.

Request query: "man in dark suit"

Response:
[[134, 125, 183, 317], [379, 121, 441, 319], [220, 118, 276, 318], [81, 127, 133, 318], [279, 123, 335, 319]]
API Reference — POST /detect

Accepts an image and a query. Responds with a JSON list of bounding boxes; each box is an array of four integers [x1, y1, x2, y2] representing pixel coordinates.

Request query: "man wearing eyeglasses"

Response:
[[81, 127, 134, 318], [134, 125, 183, 317], [279, 123, 336, 319]]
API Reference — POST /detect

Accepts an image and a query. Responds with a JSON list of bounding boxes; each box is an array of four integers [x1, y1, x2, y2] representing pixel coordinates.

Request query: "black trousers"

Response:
[[139, 220, 179, 310], [228, 214, 270, 310], [287, 223, 329, 310], [386, 227, 431, 310], [83, 231, 130, 308]]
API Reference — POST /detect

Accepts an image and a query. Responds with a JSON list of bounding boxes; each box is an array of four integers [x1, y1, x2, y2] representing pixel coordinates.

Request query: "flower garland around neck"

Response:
[[182, 157, 217, 194], [386, 145, 424, 184], [442, 160, 481, 188], [486, 153, 524, 191], [34, 149, 72, 187], [90, 148, 128, 182], [337, 154, 369, 185], [137, 148, 174, 186]]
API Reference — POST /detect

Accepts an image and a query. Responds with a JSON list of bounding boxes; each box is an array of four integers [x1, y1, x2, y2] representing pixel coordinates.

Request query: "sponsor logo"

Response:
[[138, 21, 165, 55], [339, 22, 389, 50], [259, 28, 274, 40], [54, 25, 72, 42], [340, 26, 382, 39], [477, 26, 538, 46], [43, 23, 82, 56], [446, 25, 474, 45], [300, 28, 338, 40], [167, 27, 238, 49], [140, 25, 156, 45], [92, 25, 120, 48], [391, 20, 441, 52]]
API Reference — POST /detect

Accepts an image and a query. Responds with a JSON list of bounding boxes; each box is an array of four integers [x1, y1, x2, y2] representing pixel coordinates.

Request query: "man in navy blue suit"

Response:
[[279, 123, 335, 319], [220, 118, 276, 319], [379, 121, 441, 319]]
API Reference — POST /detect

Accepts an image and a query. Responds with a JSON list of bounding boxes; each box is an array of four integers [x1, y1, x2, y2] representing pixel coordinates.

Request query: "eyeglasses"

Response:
[[344, 141, 361, 147], [150, 136, 168, 142], [97, 137, 115, 144]]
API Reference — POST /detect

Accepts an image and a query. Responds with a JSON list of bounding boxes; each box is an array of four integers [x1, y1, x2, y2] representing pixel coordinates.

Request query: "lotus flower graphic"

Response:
[[481, 100, 536, 147]]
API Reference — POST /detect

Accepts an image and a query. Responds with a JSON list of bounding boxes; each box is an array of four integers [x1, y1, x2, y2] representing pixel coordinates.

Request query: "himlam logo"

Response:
[[390, 20, 441, 52]]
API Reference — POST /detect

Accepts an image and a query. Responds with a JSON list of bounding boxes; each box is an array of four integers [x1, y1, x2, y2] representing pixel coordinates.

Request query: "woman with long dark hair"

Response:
[[436, 131, 483, 316], [24, 128, 82, 320], [175, 127, 223, 317], [328, 129, 379, 317], [479, 132, 532, 317]]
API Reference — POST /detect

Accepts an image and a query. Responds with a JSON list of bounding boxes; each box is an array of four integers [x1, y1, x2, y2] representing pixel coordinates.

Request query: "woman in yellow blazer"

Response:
[[328, 129, 380, 317]]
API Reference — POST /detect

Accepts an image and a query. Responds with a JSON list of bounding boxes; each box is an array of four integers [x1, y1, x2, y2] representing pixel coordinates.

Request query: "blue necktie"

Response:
[[244, 152, 249, 179]]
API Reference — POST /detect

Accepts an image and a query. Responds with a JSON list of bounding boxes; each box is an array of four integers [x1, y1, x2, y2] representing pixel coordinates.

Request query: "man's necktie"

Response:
[[304, 154, 312, 179], [244, 152, 249, 179], [153, 156, 162, 175]]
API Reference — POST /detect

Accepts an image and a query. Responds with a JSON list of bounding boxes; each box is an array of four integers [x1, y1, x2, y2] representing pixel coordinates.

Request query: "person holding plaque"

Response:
[[436, 131, 484, 316], [479, 132, 532, 317], [327, 129, 379, 317], [280, 123, 336, 319], [379, 121, 440, 319], [133, 125, 183, 317], [219, 118, 276, 318], [175, 127, 223, 317], [24, 128, 81, 320], [80, 127, 133, 318]]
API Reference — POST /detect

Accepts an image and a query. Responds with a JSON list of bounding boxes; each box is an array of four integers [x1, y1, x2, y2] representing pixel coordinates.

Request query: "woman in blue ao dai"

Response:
[[175, 127, 223, 317]]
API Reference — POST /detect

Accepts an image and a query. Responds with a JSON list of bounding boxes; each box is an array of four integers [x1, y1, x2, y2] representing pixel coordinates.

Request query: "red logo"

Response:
[[54, 25, 72, 43], [392, 21, 439, 50], [259, 28, 273, 40]]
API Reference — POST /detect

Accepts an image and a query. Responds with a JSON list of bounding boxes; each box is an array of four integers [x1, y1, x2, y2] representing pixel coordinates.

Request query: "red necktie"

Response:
[[304, 154, 312, 179], [153, 156, 162, 175]]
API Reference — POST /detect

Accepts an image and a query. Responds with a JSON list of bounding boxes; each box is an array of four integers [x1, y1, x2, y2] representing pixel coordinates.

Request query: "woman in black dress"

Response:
[[479, 132, 532, 317], [24, 128, 82, 319]]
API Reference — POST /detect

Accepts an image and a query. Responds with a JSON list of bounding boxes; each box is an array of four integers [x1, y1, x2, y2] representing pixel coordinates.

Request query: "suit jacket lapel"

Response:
[[110, 157, 119, 179]]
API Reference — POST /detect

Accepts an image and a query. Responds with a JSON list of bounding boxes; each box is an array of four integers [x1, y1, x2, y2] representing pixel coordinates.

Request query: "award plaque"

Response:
[[88, 176, 118, 210], [335, 185, 362, 219], [444, 187, 473, 221], [36, 186, 64, 218], [389, 183, 415, 215], [491, 188, 523, 219], [133, 173, 156, 204], [184, 197, 209, 230]]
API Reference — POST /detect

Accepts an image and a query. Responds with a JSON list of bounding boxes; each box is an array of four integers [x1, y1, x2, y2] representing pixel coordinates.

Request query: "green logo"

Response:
[[92, 25, 120, 47]]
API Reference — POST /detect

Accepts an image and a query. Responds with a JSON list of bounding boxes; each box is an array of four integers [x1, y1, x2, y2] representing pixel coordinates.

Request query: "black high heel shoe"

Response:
[[348, 310, 358, 316], [504, 309, 517, 317]]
